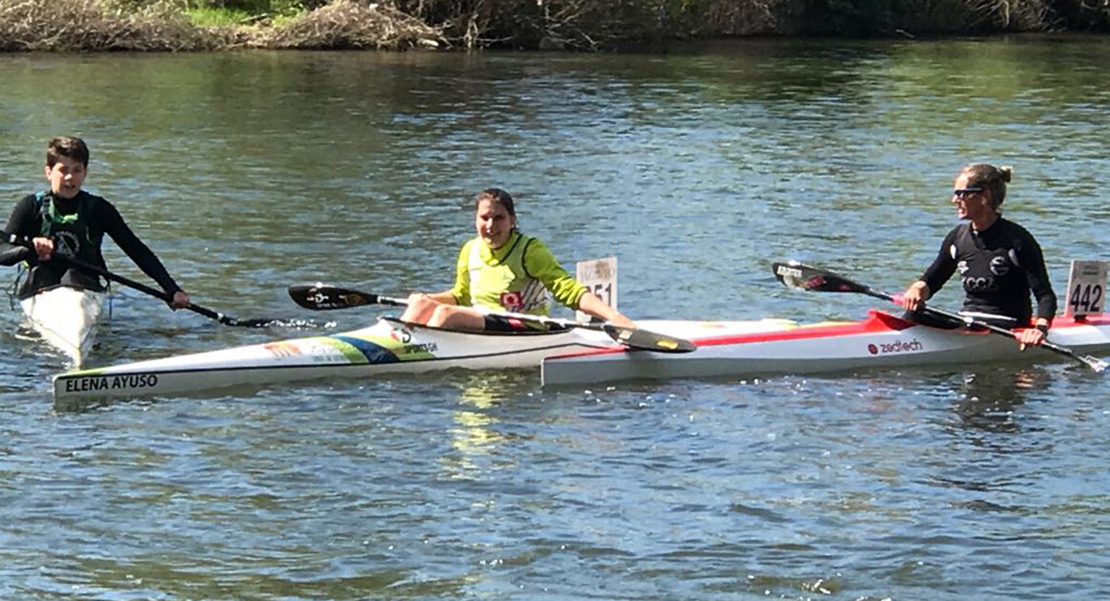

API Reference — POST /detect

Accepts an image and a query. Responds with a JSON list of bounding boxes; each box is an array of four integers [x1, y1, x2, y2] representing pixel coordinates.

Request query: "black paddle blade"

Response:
[[602, 324, 696, 353], [772, 261, 870, 294], [288, 284, 378, 310]]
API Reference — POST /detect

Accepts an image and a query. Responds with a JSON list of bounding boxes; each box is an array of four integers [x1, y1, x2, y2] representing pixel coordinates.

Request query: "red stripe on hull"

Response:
[[552, 310, 1110, 361]]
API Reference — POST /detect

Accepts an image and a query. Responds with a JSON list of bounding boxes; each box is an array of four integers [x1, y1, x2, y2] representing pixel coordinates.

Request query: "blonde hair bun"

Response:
[[998, 165, 1013, 183]]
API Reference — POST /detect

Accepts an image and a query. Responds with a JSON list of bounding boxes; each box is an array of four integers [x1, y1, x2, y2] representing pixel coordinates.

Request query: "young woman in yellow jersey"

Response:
[[400, 188, 634, 331]]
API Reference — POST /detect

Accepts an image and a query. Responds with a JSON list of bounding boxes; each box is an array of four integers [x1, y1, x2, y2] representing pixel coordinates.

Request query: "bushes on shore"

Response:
[[0, 0, 219, 51], [0, 0, 443, 51], [0, 0, 1107, 53], [257, 0, 444, 49]]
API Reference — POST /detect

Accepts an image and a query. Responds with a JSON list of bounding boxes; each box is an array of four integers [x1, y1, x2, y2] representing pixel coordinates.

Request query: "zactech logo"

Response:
[[867, 339, 923, 355]]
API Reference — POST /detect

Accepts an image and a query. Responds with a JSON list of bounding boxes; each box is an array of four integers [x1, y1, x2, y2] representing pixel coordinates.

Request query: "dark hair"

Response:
[[959, 163, 1012, 211], [47, 136, 90, 168], [475, 187, 515, 216]]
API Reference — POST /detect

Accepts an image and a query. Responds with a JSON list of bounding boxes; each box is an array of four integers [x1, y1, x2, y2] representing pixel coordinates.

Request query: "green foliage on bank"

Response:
[[174, 0, 1110, 39], [1, 0, 1107, 53]]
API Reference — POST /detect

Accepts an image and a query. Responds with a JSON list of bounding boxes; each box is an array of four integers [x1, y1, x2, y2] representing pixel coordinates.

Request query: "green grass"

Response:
[[269, 12, 301, 28], [184, 6, 252, 27]]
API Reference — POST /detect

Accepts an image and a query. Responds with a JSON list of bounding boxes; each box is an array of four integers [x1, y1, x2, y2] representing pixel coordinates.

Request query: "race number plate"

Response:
[[576, 256, 617, 323], [1064, 260, 1107, 319]]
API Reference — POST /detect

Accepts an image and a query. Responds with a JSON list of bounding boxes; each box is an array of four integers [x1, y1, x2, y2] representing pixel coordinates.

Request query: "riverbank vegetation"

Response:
[[1, 0, 1107, 52]]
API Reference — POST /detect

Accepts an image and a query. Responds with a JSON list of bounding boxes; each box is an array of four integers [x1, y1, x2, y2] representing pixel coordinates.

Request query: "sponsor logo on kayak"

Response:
[[63, 373, 159, 393], [401, 342, 437, 355], [264, 341, 302, 357], [384, 329, 437, 354], [867, 339, 923, 355]]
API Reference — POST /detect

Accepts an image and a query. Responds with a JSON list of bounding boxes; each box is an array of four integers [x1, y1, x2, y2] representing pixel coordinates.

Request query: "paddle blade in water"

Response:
[[221, 316, 325, 329], [1065, 350, 1109, 373], [772, 261, 871, 294], [602, 324, 696, 353], [1085, 356, 1109, 373]]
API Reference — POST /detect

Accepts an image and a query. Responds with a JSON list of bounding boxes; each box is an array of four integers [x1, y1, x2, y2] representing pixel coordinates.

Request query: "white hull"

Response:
[[53, 317, 617, 401], [542, 310, 1110, 386], [22, 286, 105, 367], [52, 311, 1110, 402], [52, 316, 791, 403]]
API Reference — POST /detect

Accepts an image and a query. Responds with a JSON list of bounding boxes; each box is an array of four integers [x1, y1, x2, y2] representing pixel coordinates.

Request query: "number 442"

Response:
[[1070, 283, 1103, 315]]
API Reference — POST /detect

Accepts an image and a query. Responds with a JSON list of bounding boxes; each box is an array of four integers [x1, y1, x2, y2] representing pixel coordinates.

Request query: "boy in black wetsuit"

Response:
[[901, 163, 1056, 349], [0, 136, 191, 308]]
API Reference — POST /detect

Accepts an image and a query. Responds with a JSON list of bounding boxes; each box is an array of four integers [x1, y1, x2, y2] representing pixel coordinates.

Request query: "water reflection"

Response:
[[927, 366, 1052, 495], [950, 367, 1050, 434], [440, 372, 532, 480]]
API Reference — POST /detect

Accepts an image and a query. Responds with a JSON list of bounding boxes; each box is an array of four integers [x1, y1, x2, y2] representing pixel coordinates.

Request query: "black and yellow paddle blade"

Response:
[[601, 324, 696, 353], [288, 283, 386, 311]]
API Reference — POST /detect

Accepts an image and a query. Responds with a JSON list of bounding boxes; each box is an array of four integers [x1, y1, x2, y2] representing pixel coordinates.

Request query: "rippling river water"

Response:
[[1, 37, 1109, 600]]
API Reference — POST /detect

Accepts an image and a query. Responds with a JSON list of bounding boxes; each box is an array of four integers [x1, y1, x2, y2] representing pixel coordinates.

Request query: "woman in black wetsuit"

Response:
[[900, 163, 1056, 348]]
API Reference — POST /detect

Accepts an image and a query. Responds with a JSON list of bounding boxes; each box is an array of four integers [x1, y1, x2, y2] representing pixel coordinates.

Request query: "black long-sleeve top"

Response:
[[921, 217, 1057, 324], [1, 191, 182, 300]]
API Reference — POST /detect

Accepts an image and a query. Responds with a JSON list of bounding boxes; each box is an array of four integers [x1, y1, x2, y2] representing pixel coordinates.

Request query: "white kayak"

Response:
[[52, 310, 1110, 402], [21, 285, 106, 367], [541, 310, 1110, 386], [51, 316, 790, 403]]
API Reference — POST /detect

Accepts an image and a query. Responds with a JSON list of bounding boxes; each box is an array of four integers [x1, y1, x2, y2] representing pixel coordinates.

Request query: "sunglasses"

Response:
[[952, 187, 984, 198]]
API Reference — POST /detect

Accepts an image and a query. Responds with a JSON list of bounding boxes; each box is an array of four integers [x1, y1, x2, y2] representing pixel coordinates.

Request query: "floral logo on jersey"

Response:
[[957, 260, 969, 275], [53, 231, 80, 258], [500, 291, 524, 312]]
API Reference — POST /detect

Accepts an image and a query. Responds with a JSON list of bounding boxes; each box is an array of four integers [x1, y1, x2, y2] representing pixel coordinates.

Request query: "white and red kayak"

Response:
[[541, 310, 1110, 386], [51, 310, 1110, 403]]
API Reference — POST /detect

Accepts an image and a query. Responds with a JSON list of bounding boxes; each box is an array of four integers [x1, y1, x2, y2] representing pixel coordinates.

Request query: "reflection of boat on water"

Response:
[[950, 368, 1050, 434], [434, 371, 550, 479]]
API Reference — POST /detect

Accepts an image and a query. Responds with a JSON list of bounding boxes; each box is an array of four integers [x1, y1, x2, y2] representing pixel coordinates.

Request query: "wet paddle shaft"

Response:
[[4, 230, 276, 328]]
